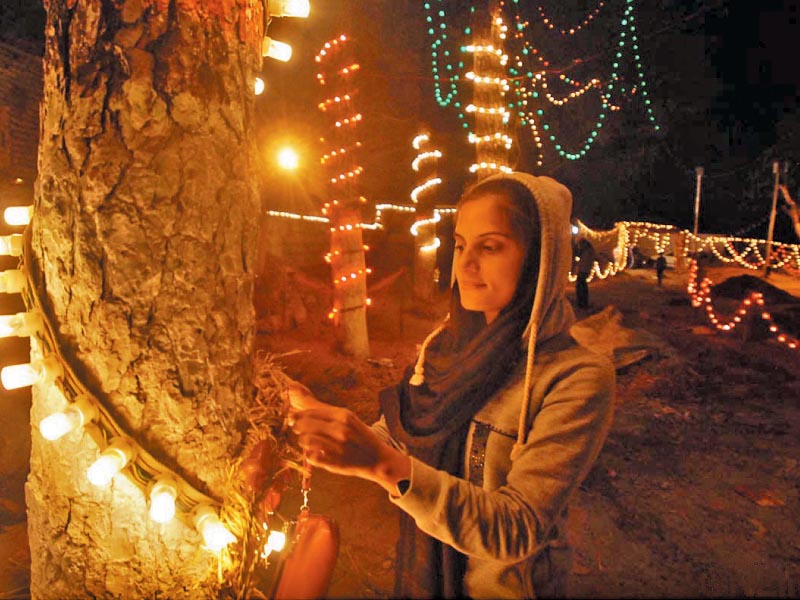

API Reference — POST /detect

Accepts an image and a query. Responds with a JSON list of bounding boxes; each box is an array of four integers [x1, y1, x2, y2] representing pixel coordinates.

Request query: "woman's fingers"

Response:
[[286, 380, 325, 410]]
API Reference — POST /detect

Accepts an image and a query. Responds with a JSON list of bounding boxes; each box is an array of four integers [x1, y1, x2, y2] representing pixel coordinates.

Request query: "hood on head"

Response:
[[473, 172, 576, 346]]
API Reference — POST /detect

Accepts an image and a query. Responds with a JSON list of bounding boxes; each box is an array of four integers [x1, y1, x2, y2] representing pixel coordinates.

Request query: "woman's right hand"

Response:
[[286, 377, 328, 411], [289, 403, 412, 495]]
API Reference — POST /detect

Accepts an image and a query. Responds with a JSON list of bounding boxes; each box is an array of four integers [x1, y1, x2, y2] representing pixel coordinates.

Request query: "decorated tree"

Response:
[[316, 34, 370, 358], [9, 1, 317, 597], [409, 132, 444, 301]]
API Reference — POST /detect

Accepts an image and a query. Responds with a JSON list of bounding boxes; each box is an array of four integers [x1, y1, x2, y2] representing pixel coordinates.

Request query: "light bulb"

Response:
[[277, 147, 299, 170], [261, 529, 287, 558], [254, 77, 265, 95], [268, 0, 310, 18], [194, 506, 236, 553], [87, 438, 135, 487], [262, 37, 292, 62], [0, 234, 23, 257], [0, 311, 43, 338], [149, 477, 178, 523], [39, 396, 97, 441], [1, 356, 62, 390], [3, 206, 33, 227], [4, 206, 33, 227], [0, 269, 25, 294]]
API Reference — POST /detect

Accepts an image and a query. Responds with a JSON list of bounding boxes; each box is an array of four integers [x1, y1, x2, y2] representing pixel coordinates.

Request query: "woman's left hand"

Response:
[[290, 404, 411, 495]]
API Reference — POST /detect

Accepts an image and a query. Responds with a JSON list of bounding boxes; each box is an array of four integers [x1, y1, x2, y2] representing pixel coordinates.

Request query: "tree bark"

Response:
[[28, 1, 262, 597]]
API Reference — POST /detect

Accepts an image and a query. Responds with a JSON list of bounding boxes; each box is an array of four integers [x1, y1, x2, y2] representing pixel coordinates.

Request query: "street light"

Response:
[[277, 147, 299, 171]]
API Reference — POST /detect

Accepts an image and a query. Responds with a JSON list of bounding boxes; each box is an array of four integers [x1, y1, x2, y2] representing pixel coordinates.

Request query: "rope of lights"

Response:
[[409, 132, 445, 259], [255, 0, 311, 94], [536, 1, 607, 36], [422, 0, 660, 167], [1, 214, 324, 594], [687, 259, 798, 351], [316, 33, 374, 322], [3, 227, 235, 553]]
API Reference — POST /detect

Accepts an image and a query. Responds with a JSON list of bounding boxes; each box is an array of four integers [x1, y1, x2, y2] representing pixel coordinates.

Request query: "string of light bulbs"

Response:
[[254, 0, 311, 96], [421, 0, 660, 167], [687, 259, 798, 351], [0, 223, 238, 554]]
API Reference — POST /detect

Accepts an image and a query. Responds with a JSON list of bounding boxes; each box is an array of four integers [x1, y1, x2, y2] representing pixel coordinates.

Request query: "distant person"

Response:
[[575, 237, 596, 309], [285, 173, 615, 598], [655, 252, 667, 287]]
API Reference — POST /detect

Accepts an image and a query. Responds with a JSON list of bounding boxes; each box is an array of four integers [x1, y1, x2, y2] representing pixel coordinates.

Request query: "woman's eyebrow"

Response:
[[454, 231, 513, 239]]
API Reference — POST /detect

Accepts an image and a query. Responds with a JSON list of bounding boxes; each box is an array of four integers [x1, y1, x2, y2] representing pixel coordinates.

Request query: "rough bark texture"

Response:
[[27, 1, 262, 597]]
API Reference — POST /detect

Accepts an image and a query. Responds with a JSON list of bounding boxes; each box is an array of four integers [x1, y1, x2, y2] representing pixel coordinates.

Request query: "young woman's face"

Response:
[[454, 192, 527, 324]]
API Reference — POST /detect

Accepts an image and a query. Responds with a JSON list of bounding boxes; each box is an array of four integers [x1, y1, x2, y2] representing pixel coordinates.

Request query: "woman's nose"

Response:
[[459, 246, 479, 272]]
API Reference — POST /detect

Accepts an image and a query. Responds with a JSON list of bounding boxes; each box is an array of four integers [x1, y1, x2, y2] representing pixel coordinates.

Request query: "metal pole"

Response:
[[692, 166, 704, 254], [763, 160, 781, 278]]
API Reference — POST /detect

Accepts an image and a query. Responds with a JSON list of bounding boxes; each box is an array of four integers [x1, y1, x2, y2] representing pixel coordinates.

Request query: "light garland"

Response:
[[5, 231, 236, 553], [421, 0, 661, 167], [687, 259, 798, 350], [537, 1, 606, 35], [316, 33, 373, 326]]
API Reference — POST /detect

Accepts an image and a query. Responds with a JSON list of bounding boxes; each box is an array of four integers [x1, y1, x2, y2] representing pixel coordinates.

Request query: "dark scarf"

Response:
[[379, 324, 522, 599]]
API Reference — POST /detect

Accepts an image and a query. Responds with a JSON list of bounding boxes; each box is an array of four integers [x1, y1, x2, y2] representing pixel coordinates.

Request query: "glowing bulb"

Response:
[[1, 356, 62, 390], [254, 77, 265, 95], [39, 396, 97, 441], [194, 506, 236, 553], [571, 225, 580, 235], [0, 269, 25, 294], [3, 206, 33, 226], [268, 0, 310, 18], [262, 530, 287, 557], [277, 147, 299, 170], [87, 438, 135, 487], [262, 37, 293, 62], [0, 234, 23, 256], [149, 477, 178, 524], [0, 310, 43, 338]]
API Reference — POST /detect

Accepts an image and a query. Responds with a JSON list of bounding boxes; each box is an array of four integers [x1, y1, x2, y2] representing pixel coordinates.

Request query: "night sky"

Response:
[[2, 0, 798, 240]]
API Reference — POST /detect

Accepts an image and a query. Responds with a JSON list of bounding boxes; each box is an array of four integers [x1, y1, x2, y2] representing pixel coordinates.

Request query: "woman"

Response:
[[288, 172, 615, 598]]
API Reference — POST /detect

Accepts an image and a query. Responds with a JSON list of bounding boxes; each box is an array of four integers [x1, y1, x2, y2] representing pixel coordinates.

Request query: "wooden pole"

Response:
[[692, 166, 704, 254], [763, 160, 781, 278]]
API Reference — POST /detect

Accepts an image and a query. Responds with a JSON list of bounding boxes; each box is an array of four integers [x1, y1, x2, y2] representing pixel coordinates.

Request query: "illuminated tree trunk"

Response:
[[410, 133, 442, 302], [316, 35, 370, 358], [27, 1, 261, 597], [469, 3, 511, 180]]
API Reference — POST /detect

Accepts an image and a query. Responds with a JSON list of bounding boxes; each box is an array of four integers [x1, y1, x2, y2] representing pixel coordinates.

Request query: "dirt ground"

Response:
[[1, 263, 799, 598]]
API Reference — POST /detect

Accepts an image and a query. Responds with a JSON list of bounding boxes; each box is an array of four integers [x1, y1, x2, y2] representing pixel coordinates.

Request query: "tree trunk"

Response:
[[469, 3, 511, 180], [410, 133, 442, 302], [317, 34, 370, 358], [27, 1, 261, 597]]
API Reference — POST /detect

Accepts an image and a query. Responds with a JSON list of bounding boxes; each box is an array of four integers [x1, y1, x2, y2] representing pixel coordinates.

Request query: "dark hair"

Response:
[[433, 178, 541, 398]]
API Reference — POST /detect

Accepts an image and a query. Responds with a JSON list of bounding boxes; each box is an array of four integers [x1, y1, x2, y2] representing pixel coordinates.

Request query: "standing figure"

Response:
[[655, 252, 667, 287], [574, 238, 596, 309], [288, 173, 615, 598]]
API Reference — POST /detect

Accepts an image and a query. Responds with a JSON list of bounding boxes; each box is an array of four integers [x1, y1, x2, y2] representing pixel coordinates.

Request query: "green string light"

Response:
[[421, 0, 661, 165]]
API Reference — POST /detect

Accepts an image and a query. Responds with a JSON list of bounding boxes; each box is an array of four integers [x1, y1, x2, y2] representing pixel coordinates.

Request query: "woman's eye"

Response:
[[454, 244, 464, 253], [482, 243, 499, 253]]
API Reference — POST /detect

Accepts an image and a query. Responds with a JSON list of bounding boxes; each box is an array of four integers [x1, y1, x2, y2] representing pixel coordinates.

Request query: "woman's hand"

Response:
[[290, 404, 411, 495], [286, 378, 328, 411]]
